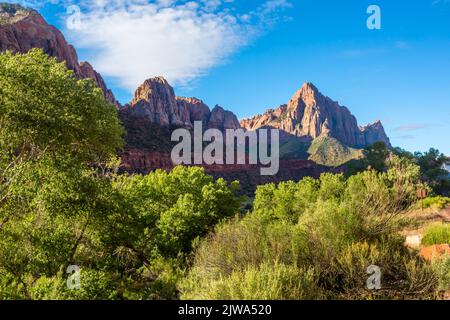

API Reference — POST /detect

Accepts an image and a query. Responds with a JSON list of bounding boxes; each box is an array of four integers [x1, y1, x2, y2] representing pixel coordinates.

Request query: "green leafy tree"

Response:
[[394, 147, 449, 196], [0, 49, 123, 299]]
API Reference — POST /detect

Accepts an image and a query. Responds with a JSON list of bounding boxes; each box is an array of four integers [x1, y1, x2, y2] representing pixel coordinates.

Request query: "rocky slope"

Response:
[[0, 3, 117, 105], [241, 82, 391, 148]]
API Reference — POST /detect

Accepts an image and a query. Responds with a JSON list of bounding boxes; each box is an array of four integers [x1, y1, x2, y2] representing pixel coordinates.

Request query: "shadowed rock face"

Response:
[[176, 97, 211, 126], [0, 4, 118, 106], [241, 83, 391, 148], [119, 147, 337, 195]]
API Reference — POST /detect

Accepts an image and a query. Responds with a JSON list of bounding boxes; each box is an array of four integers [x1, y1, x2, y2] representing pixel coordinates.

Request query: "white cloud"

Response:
[[65, 0, 291, 91]]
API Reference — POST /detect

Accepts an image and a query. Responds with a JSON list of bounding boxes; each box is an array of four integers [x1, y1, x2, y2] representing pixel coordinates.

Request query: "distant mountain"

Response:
[[122, 76, 240, 130], [241, 82, 391, 149], [120, 78, 389, 168]]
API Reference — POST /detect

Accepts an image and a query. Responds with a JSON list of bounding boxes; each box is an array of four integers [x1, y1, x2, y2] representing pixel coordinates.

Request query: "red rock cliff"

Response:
[[0, 4, 118, 106]]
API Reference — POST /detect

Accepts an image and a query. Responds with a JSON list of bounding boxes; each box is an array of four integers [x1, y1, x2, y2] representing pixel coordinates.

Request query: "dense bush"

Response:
[[348, 144, 449, 197], [182, 262, 321, 300], [0, 164, 241, 300], [393, 148, 450, 197], [0, 49, 124, 300]]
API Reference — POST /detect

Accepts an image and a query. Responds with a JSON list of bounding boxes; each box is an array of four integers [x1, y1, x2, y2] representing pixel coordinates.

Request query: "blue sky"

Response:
[[8, 0, 450, 154]]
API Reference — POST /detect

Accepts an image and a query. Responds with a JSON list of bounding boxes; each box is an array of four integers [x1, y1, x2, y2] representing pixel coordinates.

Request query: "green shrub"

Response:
[[30, 269, 121, 300], [180, 262, 322, 300], [328, 240, 436, 299], [184, 214, 309, 281], [318, 173, 346, 201], [422, 196, 450, 209], [422, 224, 450, 246], [253, 177, 320, 223], [123, 257, 183, 300]]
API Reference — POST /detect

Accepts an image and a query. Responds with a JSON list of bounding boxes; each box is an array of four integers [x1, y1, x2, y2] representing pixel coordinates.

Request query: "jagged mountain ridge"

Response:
[[240, 82, 391, 149], [123, 77, 390, 148], [122, 76, 240, 131]]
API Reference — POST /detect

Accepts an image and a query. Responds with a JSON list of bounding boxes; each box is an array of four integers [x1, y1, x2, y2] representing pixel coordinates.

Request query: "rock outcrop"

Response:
[[241, 82, 391, 148], [0, 4, 118, 105], [360, 120, 391, 148]]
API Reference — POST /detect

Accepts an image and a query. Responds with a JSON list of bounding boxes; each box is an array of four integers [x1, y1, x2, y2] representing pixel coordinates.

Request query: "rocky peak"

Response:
[[289, 82, 320, 108], [0, 3, 118, 105], [129, 76, 190, 127], [361, 120, 391, 147], [241, 82, 391, 148], [126, 76, 241, 131], [131, 77, 175, 106]]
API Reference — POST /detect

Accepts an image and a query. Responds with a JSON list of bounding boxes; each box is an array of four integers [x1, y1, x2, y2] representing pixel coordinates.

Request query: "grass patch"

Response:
[[422, 223, 450, 246], [432, 255, 450, 291]]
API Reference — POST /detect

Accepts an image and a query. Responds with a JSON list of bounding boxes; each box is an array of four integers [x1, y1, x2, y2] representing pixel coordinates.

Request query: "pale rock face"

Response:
[[241, 82, 391, 148], [0, 4, 118, 106]]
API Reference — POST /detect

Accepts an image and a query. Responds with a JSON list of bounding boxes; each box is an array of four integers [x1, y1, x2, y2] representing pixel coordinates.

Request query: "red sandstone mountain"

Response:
[[0, 4, 117, 105], [241, 82, 391, 148], [122, 76, 240, 130]]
